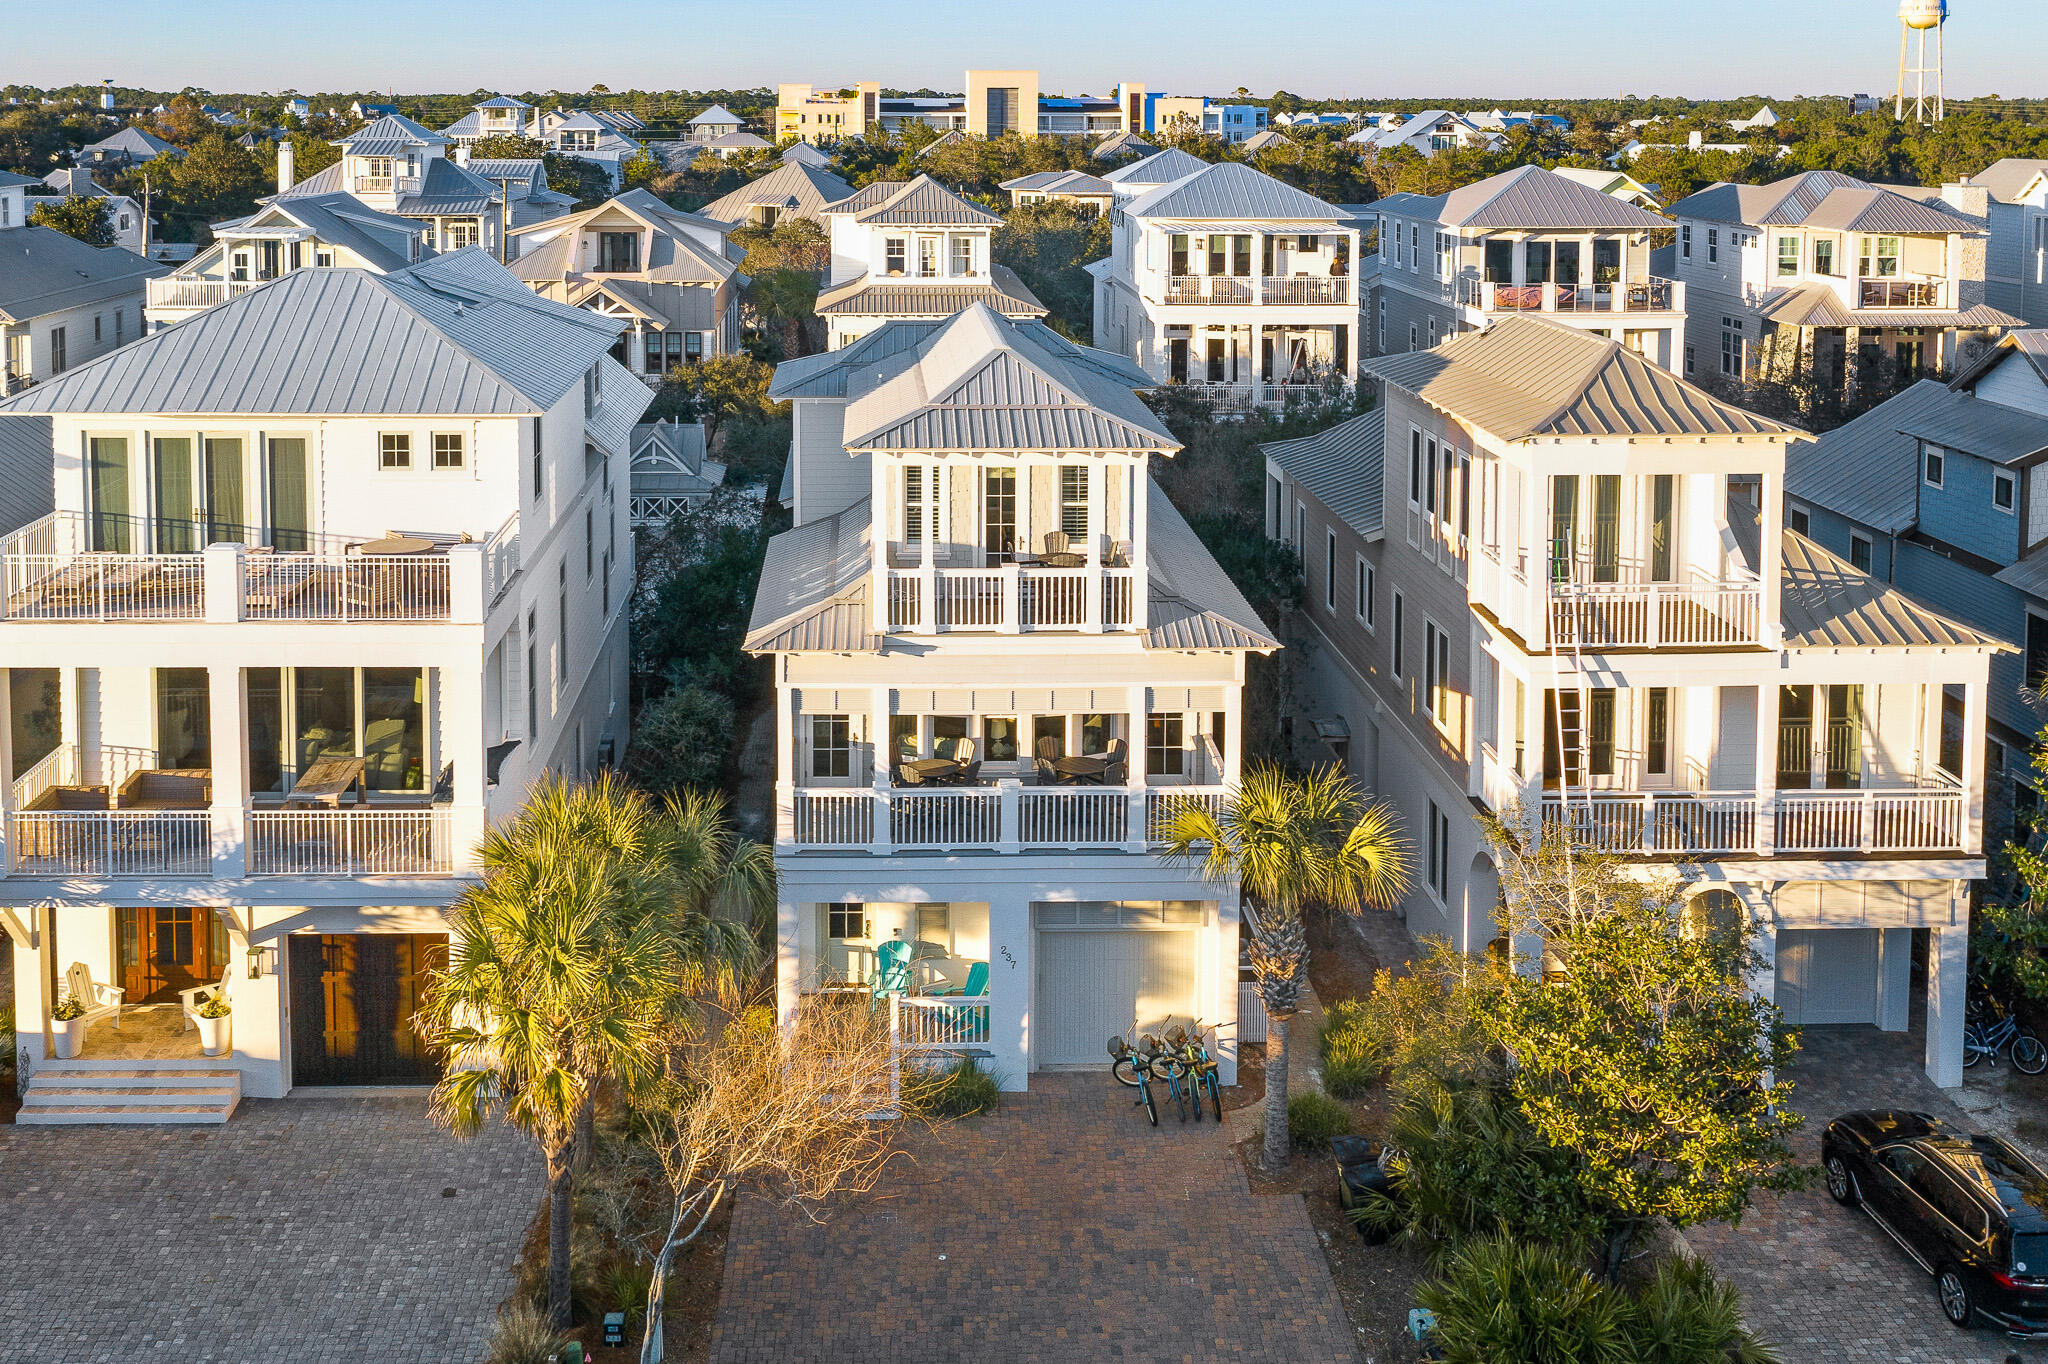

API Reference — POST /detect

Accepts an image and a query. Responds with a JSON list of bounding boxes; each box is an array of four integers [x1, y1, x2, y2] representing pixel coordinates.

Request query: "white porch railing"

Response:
[[1546, 580, 1763, 649], [242, 553, 452, 621], [8, 810, 211, 876], [1261, 275, 1351, 305], [1539, 785, 1968, 856], [885, 567, 1140, 634], [1, 552, 205, 620], [1018, 787, 1129, 846], [793, 790, 874, 847], [1461, 276, 1681, 314], [888, 788, 1002, 848], [1541, 793, 1760, 857], [484, 513, 521, 607], [1775, 787, 1965, 854], [1163, 274, 1254, 304], [246, 809, 454, 875], [782, 784, 1231, 853], [892, 993, 992, 1051], [145, 277, 255, 311]]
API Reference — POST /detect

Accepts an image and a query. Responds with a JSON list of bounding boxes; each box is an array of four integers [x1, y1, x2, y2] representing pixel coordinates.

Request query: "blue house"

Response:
[[1785, 329, 2048, 814]]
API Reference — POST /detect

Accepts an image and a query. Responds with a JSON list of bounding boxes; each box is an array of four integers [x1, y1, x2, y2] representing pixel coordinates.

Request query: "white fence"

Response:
[[1539, 785, 1968, 856], [783, 784, 1232, 852]]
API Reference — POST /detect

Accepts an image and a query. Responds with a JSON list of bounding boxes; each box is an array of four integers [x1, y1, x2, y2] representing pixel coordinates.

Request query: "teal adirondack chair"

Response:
[[925, 961, 990, 1042], [869, 939, 914, 1003]]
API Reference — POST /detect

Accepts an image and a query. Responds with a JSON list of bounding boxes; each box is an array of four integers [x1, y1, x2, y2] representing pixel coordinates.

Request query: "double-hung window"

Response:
[[1391, 591, 1406, 680], [1680, 224, 1691, 260], [1059, 464, 1089, 538], [950, 235, 974, 276], [1776, 236, 1799, 276], [1813, 236, 1837, 276], [885, 238, 906, 276], [1859, 235, 1901, 278], [1424, 619, 1451, 728], [809, 715, 852, 779], [1356, 557, 1374, 630], [1706, 228, 1718, 264], [1146, 713, 1185, 776]]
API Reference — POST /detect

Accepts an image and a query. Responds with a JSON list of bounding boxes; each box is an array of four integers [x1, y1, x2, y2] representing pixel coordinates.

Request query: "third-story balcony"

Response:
[[885, 563, 1137, 633], [145, 277, 259, 312], [1546, 569, 1766, 649], [1159, 274, 1351, 306], [1538, 777, 1967, 858], [1858, 279, 1944, 309], [1461, 276, 1680, 314]]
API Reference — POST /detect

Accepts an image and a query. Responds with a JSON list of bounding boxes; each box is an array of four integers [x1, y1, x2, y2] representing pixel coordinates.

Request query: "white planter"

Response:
[[50, 1016, 86, 1060], [195, 1014, 231, 1058]]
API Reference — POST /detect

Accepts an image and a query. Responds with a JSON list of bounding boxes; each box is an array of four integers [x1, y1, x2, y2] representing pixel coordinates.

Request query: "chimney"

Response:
[[277, 138, 295, 194], [455, 145, 471, 168]]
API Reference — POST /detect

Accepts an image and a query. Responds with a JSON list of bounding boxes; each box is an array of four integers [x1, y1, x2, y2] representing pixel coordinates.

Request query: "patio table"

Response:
[[899, 758, 960, 785], [1039, 552, 1086, 569], [1052, 755, 1111, 785], [285, 755, 369, 807]]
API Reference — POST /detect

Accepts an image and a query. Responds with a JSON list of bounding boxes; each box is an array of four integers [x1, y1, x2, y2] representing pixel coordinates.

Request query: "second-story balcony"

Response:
[[1858, 279, 1944, 309], [1546, 568, 1765, 649], [145, 277, 259, 313], [884, 554, 1138, 634], [1160, 274, 1352, 306], [0, 511, 517, 626], [1460, 276, 1680, 315], [352, 175, 422, 197]]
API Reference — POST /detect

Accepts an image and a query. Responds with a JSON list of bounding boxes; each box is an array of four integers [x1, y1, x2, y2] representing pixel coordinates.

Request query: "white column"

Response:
[[1248, 321, 1263, 398], [1926, 908, 1967, 1089], [207, 665, 249, 880], [1125, 683, 1149, 853], [441, 658, 486, 872], [446, 544, 485, 626], [1877, 927, 1913, 1032], [868, 685, 892, 856], [0, 668, 13, 875], [773, 683, 797, 852], [776, 892, 802, 1032], [1961, 676, 1988, 855], [203, 542, 245, 622], [1015, 457, 1034, 561], [1222, 680, 1244, 787], [1753, 681, 1779, 856], [1130, 460, 1150, 631], [15, 905, 51, 1064], [987, 887, 1032, 1091], [1083, 461, 1104, 632], [869, 455, 891, 634]]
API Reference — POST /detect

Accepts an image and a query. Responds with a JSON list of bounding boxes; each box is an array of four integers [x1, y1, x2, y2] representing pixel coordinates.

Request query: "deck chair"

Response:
[[1102, 737, 1129, 786], [869, 939, 914, 1002], [1041, 530, 1071, 557], [925, 961, 989, 998], [63, 961, 125, 1030], [944, 738, 980, 785], [1034, 736, 1061, 785], [180, 964, 231, 1033]]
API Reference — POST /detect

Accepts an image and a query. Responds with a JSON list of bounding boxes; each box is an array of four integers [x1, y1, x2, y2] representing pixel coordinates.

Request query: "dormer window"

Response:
[[917, 237, 939, 278], [364, 157, 392, 180], [885, 238, 906, 276], [597, 231, 638, 272], [950, 235, 975, 276]]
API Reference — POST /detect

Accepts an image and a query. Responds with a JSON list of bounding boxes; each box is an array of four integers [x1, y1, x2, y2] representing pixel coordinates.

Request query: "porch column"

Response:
[[14, 905, 50, 1065], [1517, 671, 1547, 815], [207, 666, 248, 880], [441, 657, 486, 873], [776, 892, 802, 1030], [987, 886, 1032, 1092], [773, 684, 797, 853], [1222, 678, 1244, 787], [1249, 321, 1263, 395], [868, 686, 892, 857], [1015, 456, 1033, 562], [1083, 461, 1104, 632], [1961, 675, 1988, 855], [0, 667, 13, 874], [1753, 680, 1779, 856], [1926, 904, 1967, 1089], [1877, 927, 1913, 1032], [1125, 684, 1149, 854]]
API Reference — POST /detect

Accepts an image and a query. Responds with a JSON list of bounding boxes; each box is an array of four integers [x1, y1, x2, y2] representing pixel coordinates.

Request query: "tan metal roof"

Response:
[[699, 160, 855, 224], [1363, 316, 1793, 441], [814, 264, 1045, 319], [1780, 529, 2008, 651], [1758, 283, 2023, 330]]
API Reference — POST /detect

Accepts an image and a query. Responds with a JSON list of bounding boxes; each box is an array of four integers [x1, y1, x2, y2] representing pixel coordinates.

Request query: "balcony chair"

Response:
[[1034, 736, 1062, 785], [62, 961, 125, 1031], [1040, 531, 1084, 569], [868, 939, 914, 1004], [1102, 738, 1129, 786], [924, 960, 989, 999], [180, 963, 231, 1033], [924, 960, 990, 1042], [941, 737, 981, 785]]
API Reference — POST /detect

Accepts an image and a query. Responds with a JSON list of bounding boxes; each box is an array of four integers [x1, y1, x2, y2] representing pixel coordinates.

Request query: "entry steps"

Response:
[[16, 1062, 241, 1125]]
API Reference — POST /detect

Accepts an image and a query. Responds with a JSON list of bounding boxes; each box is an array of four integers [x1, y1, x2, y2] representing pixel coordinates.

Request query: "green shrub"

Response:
[[1287, 1089, 1352, 1149], [628, 684, 737, 794], [1319, 997, 1386, 1099], [913, 1056, 1002, 1118], [51, 995, 85, 1021], [602, 1259, 654, 1318], [484, 1301, 569, 1364], [1621, 1254, 1779, 1364], [1418, 1234, 1624, 1364]]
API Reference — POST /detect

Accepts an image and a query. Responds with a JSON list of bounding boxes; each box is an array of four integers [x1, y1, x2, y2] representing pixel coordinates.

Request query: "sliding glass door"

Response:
[[88, 435, 134, 551], [267, 437, 309, 550]]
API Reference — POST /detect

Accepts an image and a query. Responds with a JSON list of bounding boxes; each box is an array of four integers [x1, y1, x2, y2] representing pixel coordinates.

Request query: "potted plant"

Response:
[[194, 994, 232, 1057], [50, 995, 87, 1060]]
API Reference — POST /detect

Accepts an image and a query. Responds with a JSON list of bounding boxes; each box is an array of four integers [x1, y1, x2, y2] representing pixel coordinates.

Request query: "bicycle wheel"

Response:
[[1112, 1055, 1148, 1088], [1153, 1056, 1189, 1122], [1138, 1074, 1159, 1125], [1964, 1030, 1984, 1068], [2016, 1034, 2048, 1076], [1205, 1069, 1224, 1122]]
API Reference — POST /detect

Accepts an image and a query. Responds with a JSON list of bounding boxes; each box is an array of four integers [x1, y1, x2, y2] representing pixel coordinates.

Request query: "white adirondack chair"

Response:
[[63, 961, 124, 1029], [180, 964, 232, 1032]]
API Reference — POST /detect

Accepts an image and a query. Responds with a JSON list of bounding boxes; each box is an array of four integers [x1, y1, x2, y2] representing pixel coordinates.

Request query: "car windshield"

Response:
[[2012, 1234, 2048, 1275], [1955, 1137, 2048, 1225]]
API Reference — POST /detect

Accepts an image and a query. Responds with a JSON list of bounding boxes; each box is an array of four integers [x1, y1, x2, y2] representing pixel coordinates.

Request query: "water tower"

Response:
[[1895, 0, 1948, 124]]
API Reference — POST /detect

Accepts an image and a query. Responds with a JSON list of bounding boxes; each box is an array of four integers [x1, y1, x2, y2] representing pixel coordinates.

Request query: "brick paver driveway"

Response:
[[0, 1096, 541, 1364], [1687, 1023, 2048, 1363], [711, 1072, 1357, 1363]]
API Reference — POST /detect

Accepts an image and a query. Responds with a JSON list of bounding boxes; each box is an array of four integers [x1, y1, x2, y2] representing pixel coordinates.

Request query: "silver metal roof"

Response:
[[1895, 388, 2048, 466], [1262, 410, 1385, 539], [1967, 158, 2048, 204], [815, 264, 1044, 319], [1092, 131, 1155, 162], [1781, 530, 2006, 651], [0, 223, 168, 323], [1757, 283, 2022, 330], [1363, 316, 1792, 441], [1125, 161, 1344, 223], [0, 250, 622, 417], [1379, 164, 1670, 231], [1103, 148, 1208, 186], [770, 313, 1152, 402], [851, 175, 1002, 227], [1783, 378, 1938, 535], [1669, 170, 1982, 235], [826, 180, 905, 215], [699, 161, 855, 224], [336, 113, 447, 149], [1143, 482, 1279, 651]]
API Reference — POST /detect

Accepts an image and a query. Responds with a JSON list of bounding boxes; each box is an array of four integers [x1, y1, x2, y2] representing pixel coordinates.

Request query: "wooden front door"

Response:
[[288, 934, 448, 1086], [117, 906, 223, 1005]]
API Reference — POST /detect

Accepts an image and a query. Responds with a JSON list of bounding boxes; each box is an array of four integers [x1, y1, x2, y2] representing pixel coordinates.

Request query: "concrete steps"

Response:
[[17, 1064, 241, 1125]]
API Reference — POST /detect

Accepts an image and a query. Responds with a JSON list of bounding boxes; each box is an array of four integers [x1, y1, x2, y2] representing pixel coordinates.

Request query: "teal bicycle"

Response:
[[1107, 1030, 1160, 1126], [1162, 1021, 1225, 1123]]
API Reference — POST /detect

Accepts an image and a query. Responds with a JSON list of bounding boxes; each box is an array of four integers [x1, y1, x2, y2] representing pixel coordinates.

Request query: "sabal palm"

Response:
[[419, 774, 759, 1327], [1164, 762, 1407, 1171]]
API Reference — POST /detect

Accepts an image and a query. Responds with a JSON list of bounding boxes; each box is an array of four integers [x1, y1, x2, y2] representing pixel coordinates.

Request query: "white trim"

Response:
[[1355, 554, 1374, 632]]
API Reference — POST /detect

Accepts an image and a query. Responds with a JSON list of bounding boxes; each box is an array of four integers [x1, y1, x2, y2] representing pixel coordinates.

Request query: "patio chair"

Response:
[[1102, 738, 1129, 786], [924, 961, 989, 999], [944, 738, 980, 785], [63, 961, 125, 1031], [869, 939, 914, 1002], [1034, 736, 1061, 785], [180, 963, 231, 1033], [1042, 530, 1070, 557]]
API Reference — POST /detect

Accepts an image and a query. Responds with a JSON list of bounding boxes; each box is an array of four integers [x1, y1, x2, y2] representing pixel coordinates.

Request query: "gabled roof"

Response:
[[1784, 377, 1940, 535], [476, 94, 533, 110], [1001, 170, 1114, 196], [1954, 328, 2048, 390], [396, 157, 506, 216], [916, 130, 968, 159], [826, 180, 905, 215], [509, 190, 740, 284], [0, 250, 621, 417], [40, 168, 110, 197], [1668, 170, 1982, 235], [0, 222, 167, 322], [782, 143, 833, 168], [698, 159, 855, 223], [220, 193, 421, 273], [1967, 158, 2048, 204], [838, 304, 1177, 453], [0, 170, 40, 189], [1143, 483, 1279, 651], [1242, 128, 1292, 153], [743, 497, 882, 653], [466, 158, 547, 190], [816, 263, 1045, 320], [1894, 385, 2048, 466], [690, 104, 743, 126], [1262, 410, 1385, 539], [1092, 130, 1154, 162], [1756, 283, 2022, 330], [850, 174, 1002, 227], [83, 127, 178, 160], [1781, 530, 2006, 651], [1124, 160, 1343, 223], [703, 131, 772, 151], [1363, 316, 1793, 441], [1381, 164, 1670, 231], [1102, 147, 1207, 186], [335, 113, 447, 150]]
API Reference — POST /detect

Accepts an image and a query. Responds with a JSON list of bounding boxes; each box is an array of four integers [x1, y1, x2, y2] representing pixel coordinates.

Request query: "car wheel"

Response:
[[1824, 1154, 1859, 1206], [1937, 1264, 1975, 1329]]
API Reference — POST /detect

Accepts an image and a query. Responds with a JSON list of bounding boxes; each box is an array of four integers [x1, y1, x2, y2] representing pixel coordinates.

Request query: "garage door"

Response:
[[1775, 929, 1879, 1025], [288, 934, 448, 1086], [1035, 905, 1201, 1068]]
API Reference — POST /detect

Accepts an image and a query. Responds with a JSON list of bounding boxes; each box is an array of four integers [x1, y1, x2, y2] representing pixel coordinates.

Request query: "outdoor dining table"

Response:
[[355, 535, 436, 556], [1052, 754, 1111, 785], [899, 757, 961, 785], [284, 755, 369, 807], [1038, 552, 1086, 568]]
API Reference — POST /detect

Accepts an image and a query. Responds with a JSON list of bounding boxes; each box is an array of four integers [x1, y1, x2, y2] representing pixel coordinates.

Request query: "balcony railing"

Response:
[[1160, 274, 1351, 306], [247, 809, 453, 876], [785, 783, 1230, 853], [1537, 783, 1968, 857], [145, 277, 256, 311], [1163, 275, 1254, 304], [5, 805, 466, 877], [1859, 279, 1942, 309], [352, 175, 421, 196], [885, 567, 1136, 633], [1261, 275, 1351, 305], [1546, 579, 1764, 649], [1462, 276, 1679, 314], [8, 810, 211, 876]]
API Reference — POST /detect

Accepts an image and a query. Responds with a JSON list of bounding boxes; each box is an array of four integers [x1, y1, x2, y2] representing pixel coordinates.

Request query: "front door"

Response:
[[118, 906, 224, 1005], [287, 933, 447, 1086]]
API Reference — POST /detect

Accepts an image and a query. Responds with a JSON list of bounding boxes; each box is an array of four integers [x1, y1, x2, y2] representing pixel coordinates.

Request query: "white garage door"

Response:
[[1775, 929, 1879, 1025], [1036, 922, 1200, 1068]]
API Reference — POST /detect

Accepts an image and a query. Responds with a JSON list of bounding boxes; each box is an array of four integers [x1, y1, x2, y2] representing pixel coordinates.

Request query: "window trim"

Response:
[[1923, 444, 1945, 489], [431, 431, 465, 471], [1423, 615, 1452, 730], [1391, 590, 1406, 681], [1324, 527, 1338, 612], [378, 432, 412, 471], [1994, 470, 2016, 514], [1849, 531, 1873, 573], [1355, 555, 1374, 631]]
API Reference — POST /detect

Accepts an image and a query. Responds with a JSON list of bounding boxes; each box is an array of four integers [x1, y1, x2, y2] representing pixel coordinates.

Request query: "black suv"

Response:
[[1823, 1110, 2048, 1336]]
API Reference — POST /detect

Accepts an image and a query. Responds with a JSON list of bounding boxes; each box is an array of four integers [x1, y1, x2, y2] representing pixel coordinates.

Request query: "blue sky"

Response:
[[4, 0, 2038, 101]]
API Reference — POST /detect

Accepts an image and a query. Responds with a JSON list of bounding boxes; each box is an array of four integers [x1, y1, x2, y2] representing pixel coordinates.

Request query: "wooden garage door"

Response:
[[1036, 927, 1198, 1068], [288, 934, 448, 1086], [1775, 929, 1879, 1025]]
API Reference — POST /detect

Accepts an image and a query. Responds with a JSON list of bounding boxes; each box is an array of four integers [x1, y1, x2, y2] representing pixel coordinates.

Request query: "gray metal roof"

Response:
[[699, 161, 854, 224], [690, 105, 743, 126], [0, 171, 40, 189], [839, 304, 1178, 453], [509, 191, 740, 285], [1800, 186, 1983, 234], [336, 113, 447, 149], [394, 158, 505, 216], [770, 313, 1152, 402], [1756, 283, 2023, 330], [1103, 148, 1208, 186], [1262, 410, 1385, 539], [1144, 482, 1279, 650], [82, 127, 177, 160], [1002, 170, 1112, 196], [1895, 387, 2048, 466], [826, 180, 905, 215], [1401, 164, 1670, 231], [815, 264, 1044, 319], [1783, 378, 1938, 535], [783, 143, 833, 168], [0, 223, 168, 323], [1967, 158, 2048, 204], [1669, 170, 1982, 235], [851, 175, 1002, 227], [466, 158, 547, 189], [1781, 529, 2005, 651], [1363, 316, 1792, 441], [1125, 161, 1343, 223], [0, 250, 622, 417], [1242, 128, 1291, 152], [232, 193, 420, 273], [1993, 554, 2048, 599], [1092, 131, 1155, 162]]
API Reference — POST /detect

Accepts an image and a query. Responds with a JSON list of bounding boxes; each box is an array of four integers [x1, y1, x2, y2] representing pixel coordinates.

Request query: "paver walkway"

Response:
[[1686, 1022, 2048, 1363], [710, 1071, 1357, 1363], [0, 1095, 540, 1364]]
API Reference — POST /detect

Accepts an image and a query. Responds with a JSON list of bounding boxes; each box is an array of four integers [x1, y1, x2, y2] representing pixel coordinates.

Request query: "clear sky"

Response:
[[4, 0, 2038, 102]]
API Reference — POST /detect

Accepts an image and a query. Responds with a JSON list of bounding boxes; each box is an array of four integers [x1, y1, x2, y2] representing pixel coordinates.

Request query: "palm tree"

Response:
[[417, 774, 758, 1328], [1163, 762, 1408, 1171]]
